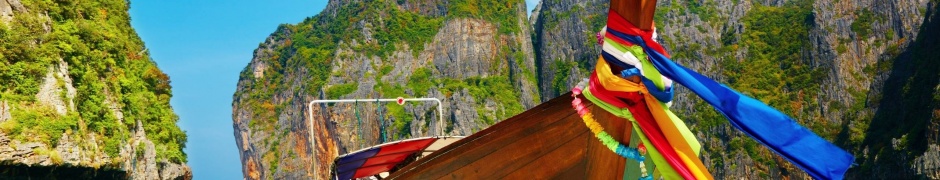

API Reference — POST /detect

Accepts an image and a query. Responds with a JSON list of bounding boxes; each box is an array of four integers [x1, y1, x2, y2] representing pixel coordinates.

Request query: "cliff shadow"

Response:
[[852, 1, 940, 178]]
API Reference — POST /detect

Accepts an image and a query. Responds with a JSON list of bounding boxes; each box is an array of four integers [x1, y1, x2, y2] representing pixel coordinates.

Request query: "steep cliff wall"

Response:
[[532, 0, 939, 178], [0, 0, 190, 179], [531, 0, 609, 101], [232, 0, 538, 179]]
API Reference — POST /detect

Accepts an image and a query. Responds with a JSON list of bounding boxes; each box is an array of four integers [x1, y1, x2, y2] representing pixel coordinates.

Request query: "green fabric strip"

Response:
[[624, 128, 641, 180], [604, 38, 665, 91], [583, 88, 676, 180]]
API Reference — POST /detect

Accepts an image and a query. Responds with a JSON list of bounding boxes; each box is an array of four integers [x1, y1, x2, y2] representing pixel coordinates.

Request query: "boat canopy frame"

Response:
[[307, 97, 445, 179]]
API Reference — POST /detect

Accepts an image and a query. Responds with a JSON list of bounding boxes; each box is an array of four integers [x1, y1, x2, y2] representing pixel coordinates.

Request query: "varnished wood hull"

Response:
[[388, 93, 634, 179]]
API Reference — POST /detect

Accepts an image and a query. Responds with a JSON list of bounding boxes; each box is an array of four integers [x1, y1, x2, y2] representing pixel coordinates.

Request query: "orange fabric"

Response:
[[595, 59, 714, 180]]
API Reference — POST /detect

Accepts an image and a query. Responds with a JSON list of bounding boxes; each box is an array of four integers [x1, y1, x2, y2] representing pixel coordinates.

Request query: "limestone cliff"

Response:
[[531, 0, 609, 101], [0, 0, 190, 179], [532, 0, 939, 178], [232, 0, 538, 179]]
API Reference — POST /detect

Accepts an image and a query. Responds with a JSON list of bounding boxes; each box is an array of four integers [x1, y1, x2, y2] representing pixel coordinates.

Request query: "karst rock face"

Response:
[[233, 0, 940, 179], [232, 0, 538, 179], [0, 0, 191, 179]]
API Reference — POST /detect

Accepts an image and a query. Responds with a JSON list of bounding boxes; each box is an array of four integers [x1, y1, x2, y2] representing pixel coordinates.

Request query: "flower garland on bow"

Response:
[[571, 80, 653, 180]]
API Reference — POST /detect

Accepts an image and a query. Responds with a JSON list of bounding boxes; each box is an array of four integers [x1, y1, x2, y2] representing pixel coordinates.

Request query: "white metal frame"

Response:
[[306, 98, 445, 179]]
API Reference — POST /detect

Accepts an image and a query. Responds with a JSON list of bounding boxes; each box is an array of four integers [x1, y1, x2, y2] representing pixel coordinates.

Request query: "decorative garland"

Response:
[[571, 80, 652, 180]]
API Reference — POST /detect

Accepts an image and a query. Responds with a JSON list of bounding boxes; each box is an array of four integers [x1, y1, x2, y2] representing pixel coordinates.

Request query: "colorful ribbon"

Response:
[[571, 82, 652, 180], [604, 9, 854, 180], [591, 61, 710, 180]]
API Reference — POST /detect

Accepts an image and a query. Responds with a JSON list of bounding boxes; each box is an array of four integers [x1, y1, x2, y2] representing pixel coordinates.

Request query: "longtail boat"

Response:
[[325, 0, 854, 178]]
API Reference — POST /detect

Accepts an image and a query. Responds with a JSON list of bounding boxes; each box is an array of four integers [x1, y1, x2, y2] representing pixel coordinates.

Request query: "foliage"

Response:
[[439, 76, 525, 125], [851, 9, 876, 38], [373, 6, 444, 57], [381, 72, 525, 138], [675, 0, 833, 172], [325, 82, 359, 99], [551, 60, 576, 94], [687, 0, 720, 25], [0, 0, 186, 163], [407, 67, 433, 97], [374, 81, 409, 138], [837, 44, 848, 54], [237, 0, 532, 143], [0, 105, 77, 146], [724, 0, 822, 118], [449, 0, 523, 34]]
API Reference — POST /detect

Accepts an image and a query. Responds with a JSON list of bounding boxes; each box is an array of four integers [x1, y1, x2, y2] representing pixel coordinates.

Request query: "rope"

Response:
[[377, 99, 386, 143], [355, 100, 362, 149], [572, 82, 652, 180]]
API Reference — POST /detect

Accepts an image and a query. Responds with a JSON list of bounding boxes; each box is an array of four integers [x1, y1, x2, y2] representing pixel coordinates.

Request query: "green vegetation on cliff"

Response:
[[239, 0, 530, 141], [672, 0, 834, 174], [449, 0, 522, 34], [0, 0, 186, 163]]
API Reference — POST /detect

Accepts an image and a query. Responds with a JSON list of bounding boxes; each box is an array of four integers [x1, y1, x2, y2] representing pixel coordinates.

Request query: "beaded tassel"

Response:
[[572, 79, 653, 180]]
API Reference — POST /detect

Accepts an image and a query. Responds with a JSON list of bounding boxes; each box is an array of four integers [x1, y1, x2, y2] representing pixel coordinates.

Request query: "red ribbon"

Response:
[[589, 72, 697, 179], [605, 10, 671, 58]]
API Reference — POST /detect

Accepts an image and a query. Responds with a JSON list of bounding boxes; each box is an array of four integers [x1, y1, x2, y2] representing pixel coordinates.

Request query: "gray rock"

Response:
[[431, 18, 501, 79], [915, 145, 940, 179], [397, 0, 447, 17], [0, 132, 52, 166], [0, 0, 25, 23], [34, 59, 76, 115], [531, 0, 609, 101], [0, 121, 190, 179], [0, 100, 10, 123], [448, 89, 481, 135], [529, 1, 542, 26], [121, 120, 192, 180], [54, 132, 81, 165], [102, 88, 125, 125], [159, 160, 193, 180]]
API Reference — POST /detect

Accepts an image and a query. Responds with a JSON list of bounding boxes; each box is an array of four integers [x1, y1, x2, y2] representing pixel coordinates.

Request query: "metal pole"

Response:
[[306, 97, 444, 179], [307, 102, 317, 180], [309, 98, 444, 136], [354, 100, 362, 149]]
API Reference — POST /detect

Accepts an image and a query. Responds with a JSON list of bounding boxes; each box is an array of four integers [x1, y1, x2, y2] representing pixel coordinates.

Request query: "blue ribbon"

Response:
[[601, 51, 635, 70], [620, 67, 642, 77], [619, 68, 674, 103], [606, 28, 854, 180]]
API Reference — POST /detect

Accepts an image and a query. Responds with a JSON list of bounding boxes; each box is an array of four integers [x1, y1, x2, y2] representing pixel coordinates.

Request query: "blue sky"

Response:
[[129, 0, 539, 179]]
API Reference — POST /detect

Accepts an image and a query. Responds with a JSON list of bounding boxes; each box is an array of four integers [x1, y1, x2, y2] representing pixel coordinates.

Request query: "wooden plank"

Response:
[[499, 131, 590, 179], [387, 93, 636, 179], [442, 111, 587, 179], [586, 104, 632, 179], [551, 157, 588, 180], [609, 0, 657, 30], [388, 94, 578, 179], [402, 100, 574, 179]]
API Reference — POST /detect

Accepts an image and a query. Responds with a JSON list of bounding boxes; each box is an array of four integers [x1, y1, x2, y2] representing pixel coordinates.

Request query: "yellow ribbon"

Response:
[[595, 58, 714, 180]]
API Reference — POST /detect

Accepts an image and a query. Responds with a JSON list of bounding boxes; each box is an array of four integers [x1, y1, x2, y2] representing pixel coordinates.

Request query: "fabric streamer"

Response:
[[598, 45, 705, 170], [604, 9, 854, 180], [571, 82, 652, 180], [591, 64, 711, 180], [601, 36, 675, 90], [583, 83, 677, 180]]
